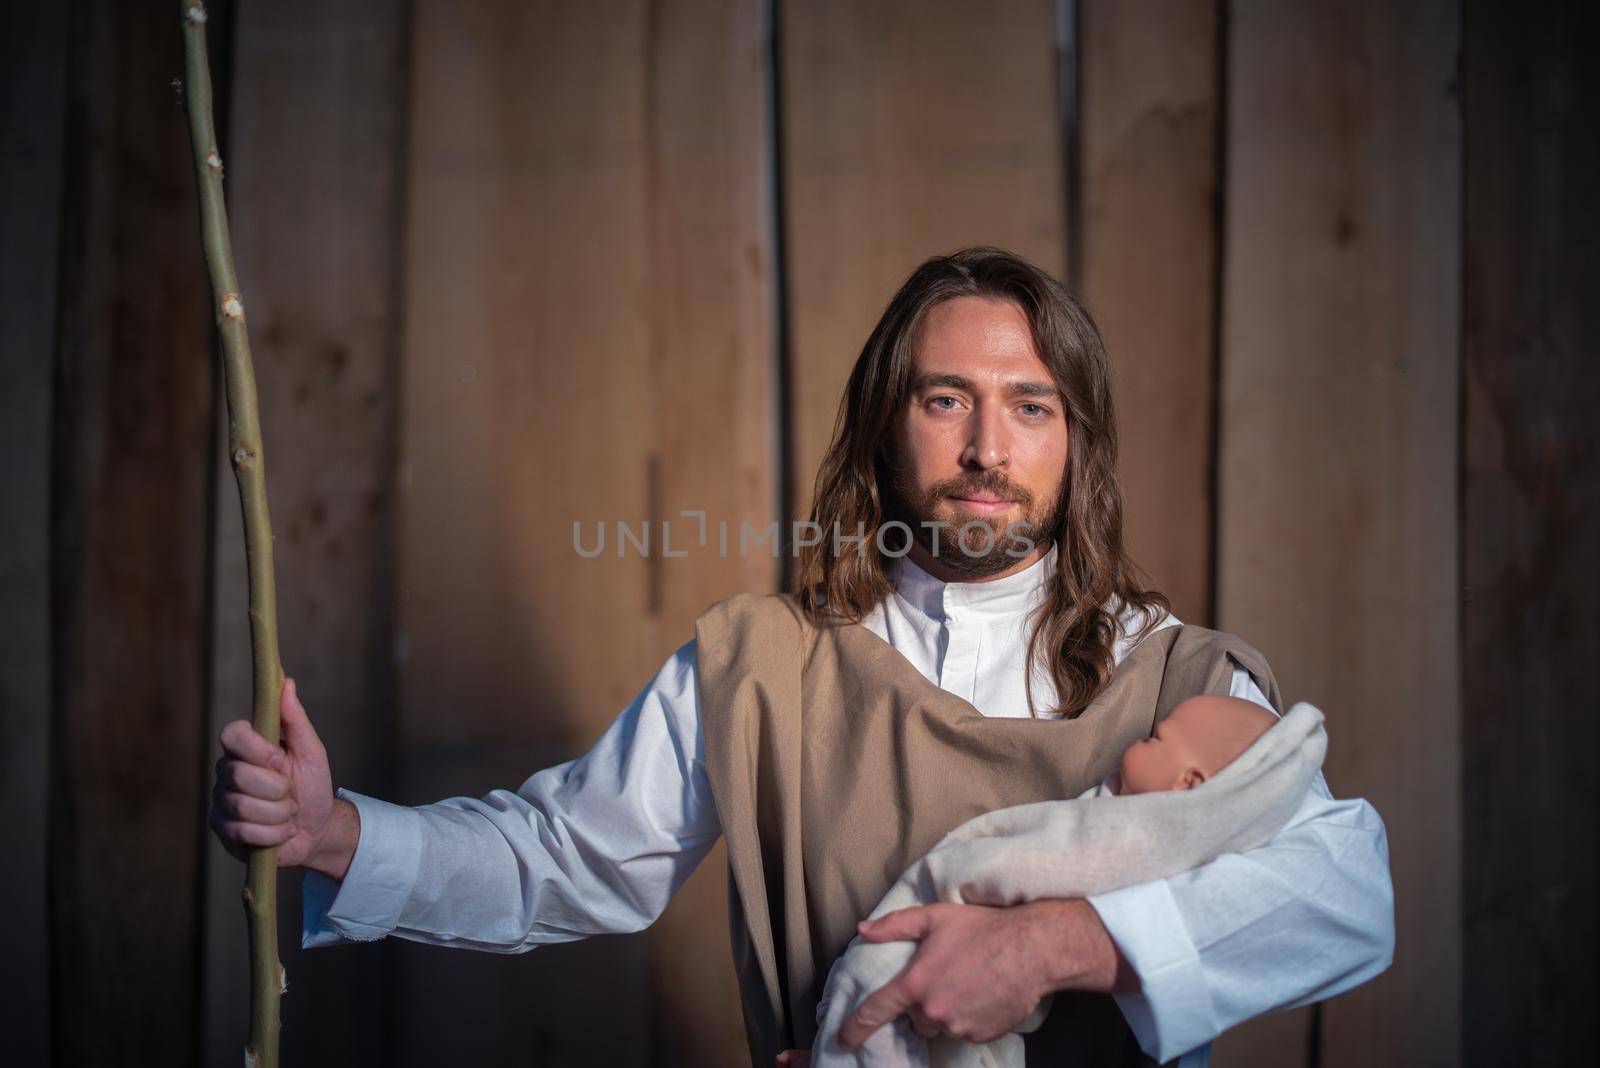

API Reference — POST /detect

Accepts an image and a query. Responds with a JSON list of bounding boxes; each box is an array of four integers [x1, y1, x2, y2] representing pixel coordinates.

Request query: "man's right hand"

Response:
[[209, 676, 359, 879]]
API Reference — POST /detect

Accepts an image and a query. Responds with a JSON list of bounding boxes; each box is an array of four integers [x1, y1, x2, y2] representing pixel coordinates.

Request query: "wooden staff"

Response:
[[179, 4, 285, 1065]]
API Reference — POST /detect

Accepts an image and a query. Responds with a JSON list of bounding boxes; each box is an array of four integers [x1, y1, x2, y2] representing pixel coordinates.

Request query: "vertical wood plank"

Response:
[[201, 3, 408, 1065], [0, 2, 69, 1063], [48, 3, 223, 1063], [1216, 2, 1461, 1064], [1078, 0, 1219, 624], [394, 1, 777, 1062], [644, 1, 780, 1064], [1461, 2, 1599, 1062], [781, 0, 1066, 515], [395, 4, 654, 1059]]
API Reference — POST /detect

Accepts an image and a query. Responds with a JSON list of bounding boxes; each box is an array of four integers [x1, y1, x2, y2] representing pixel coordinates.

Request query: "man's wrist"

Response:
[[305, 797, 361, 881], [1026, 898, 1139, 995]]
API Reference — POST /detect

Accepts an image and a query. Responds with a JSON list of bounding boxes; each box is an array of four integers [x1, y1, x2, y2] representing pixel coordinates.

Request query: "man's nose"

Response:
[[960, 405, 1010, 470]]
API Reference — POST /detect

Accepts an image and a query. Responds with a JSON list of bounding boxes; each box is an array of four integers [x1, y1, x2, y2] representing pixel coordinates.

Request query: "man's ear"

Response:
[[1173, 766, 1207, 791]]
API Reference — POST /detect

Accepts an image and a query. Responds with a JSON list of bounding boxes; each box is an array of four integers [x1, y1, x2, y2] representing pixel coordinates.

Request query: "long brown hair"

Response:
[[789, 246, 1170, 718]]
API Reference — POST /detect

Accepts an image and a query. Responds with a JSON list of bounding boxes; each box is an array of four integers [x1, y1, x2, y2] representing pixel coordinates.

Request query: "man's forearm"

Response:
[[1023, 898, 1140, 995], [304, 797, 360, 881]]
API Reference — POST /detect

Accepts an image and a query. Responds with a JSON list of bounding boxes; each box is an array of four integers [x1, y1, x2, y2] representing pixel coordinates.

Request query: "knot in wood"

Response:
[[207, 149, 224, 173], [186, 4, 207, 24], [221, 293, 245, 321]]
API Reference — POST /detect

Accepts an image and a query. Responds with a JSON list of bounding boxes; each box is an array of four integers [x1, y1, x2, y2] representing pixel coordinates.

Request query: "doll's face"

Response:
[[1119, 695, 1278, 795]]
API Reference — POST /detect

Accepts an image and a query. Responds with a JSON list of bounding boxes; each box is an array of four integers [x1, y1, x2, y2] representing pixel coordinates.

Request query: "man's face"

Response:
[[886, 296, 1070, 580]]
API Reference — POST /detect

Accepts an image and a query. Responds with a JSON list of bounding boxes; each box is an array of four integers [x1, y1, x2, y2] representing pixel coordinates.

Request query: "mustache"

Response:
[[931, 470, 1034, 506]]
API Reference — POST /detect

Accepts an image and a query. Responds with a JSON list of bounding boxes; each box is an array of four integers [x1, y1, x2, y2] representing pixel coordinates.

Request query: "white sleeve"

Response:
[[1084, 663, 1396, 1062], [301, 639, 721, 952]]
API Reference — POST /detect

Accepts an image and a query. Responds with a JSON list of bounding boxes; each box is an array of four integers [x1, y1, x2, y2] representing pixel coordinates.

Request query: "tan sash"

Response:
[[694, 592, 1281, 1066]]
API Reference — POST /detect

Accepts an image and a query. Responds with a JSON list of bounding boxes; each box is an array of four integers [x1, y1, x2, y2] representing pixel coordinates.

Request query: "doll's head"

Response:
[[1117, 694, 1278, 795]]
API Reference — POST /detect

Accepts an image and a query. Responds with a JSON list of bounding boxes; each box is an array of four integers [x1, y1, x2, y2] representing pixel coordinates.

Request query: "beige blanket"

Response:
[[812, 702, 1328, 1068]]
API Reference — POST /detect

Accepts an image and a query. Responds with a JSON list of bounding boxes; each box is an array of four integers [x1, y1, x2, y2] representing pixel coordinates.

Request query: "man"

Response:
[[211, 248, 1394, 1066]]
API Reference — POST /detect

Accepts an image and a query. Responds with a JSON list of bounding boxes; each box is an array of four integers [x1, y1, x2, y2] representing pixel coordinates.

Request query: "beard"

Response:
[[885, 461, 1066, 578]]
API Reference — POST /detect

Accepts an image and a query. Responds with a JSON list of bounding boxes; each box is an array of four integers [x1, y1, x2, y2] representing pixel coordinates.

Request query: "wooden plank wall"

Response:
[[390, 2, 774, 1063], [0, 2, 69, 1064], [639, 2, 779, 1063], [12, 2, 1594, 1065], [200, 3, 408, 1066], [781, 0, 1066, 515], [46, 2, 226, 1064], [392, 4, 655, 1060], [1215, 3, 1462, 1066], [1078, 0, 1220, 626], [1461, 2, 1598, 1063]]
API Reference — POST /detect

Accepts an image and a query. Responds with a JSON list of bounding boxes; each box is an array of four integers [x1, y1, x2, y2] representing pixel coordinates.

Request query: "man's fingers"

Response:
[[280, 677, 325, 758], [219, 719, 280, 768], [909, 1008, 943, 1038], [217, 789, 297, 826], [207, 807, 243, 861], [840, 909, 944, 1049], [839, 974, 917, 1051], [217, 759, 291, 801], [210, 813, 295, 849], [858, 906, 935, 944]]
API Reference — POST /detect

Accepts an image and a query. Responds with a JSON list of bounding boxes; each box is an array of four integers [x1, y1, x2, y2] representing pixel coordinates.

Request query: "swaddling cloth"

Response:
[[812, 701, 1329, 1068]]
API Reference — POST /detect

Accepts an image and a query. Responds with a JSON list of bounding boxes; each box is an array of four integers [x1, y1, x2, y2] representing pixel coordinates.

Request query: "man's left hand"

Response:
[[837, 898, 1130, 1050]]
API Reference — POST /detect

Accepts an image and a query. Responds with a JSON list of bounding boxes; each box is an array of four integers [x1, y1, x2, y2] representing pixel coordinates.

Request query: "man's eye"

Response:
[[1019, 403, 1049, 418], [929, 396, 960, 411]]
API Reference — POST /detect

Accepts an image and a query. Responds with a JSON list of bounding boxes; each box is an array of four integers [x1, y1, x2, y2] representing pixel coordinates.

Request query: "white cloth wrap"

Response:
[[812, 701, 1329, 1068]]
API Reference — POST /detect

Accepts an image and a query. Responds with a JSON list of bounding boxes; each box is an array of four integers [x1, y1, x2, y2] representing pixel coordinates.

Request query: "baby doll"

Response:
[[1114, 694, 1280, 795], [812, 696, 1327, 1068]]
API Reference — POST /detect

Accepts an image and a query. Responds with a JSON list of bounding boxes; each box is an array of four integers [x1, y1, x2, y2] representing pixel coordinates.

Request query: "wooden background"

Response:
[[3, 1, 1594, 1065]]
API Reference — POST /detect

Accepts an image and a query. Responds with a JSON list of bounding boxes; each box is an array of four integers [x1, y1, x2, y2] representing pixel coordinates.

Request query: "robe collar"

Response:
[[889, 541, 1058, 623]]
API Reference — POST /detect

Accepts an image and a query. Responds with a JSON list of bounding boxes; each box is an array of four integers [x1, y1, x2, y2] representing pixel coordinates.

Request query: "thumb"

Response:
[[280, 676, 324, 757], [839, 971, 917, 1050]]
